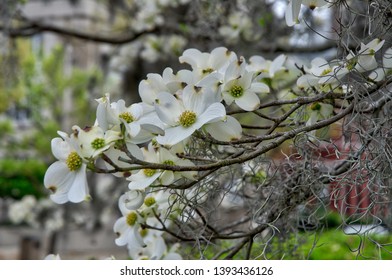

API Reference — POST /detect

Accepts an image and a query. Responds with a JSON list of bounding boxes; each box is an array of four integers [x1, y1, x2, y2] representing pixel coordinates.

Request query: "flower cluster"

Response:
[[44, 41, 392, 258]]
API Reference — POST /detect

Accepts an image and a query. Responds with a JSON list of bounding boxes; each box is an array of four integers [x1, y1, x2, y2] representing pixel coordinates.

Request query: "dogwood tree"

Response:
[[2, 0, 392, 259]]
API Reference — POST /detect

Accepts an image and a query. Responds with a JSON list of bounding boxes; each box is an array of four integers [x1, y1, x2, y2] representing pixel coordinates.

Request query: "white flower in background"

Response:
[[306, 102, 334, 127], [138, 68, 189, 106], [132, 1, 163, 32], [218, 11, 254, 43], [44, 132, 90, 204], [285, 0, 330, 26], [345, 38, 385, 73], [297, 57, 349, 88], [141, 35, 163, 63], [8, 195, 37, 224], [247, 54, 287, 79], [154, 86, 226, 146], [128, 144, 197, 190], [369, 47, 392, 82], [163, 35, 187, 57], [221, 58, 269, 111], [179, 47, 237, 80]]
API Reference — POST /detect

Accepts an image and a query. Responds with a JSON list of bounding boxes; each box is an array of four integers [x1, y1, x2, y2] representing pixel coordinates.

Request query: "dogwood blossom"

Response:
[[154, 88, 226, 146], [113, 193, 145, 247], [345, 38, 385, 73], [44, 132, 90, 204], [128, 144, 197, 190], [221, 58, 269, 111]]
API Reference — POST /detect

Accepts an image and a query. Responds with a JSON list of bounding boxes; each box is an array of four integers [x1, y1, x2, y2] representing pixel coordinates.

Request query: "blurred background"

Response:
[[1, 0, 391, 259]]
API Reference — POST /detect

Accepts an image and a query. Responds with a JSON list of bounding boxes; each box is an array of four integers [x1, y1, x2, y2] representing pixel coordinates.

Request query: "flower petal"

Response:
[[235, 91, 260, 111], [51, 138, 71, 161], [68, 164, 89, 203], [196, 102, 226, 127], [156, 126, 195, 147], [205, 115, 242, 141], [155, 92, 183, 126], [44, 161, 75, 204]]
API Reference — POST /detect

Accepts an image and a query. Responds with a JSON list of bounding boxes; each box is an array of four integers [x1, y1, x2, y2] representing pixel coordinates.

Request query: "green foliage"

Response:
[[0, 39, 102, 159], [182, 228, 392, 260], [0, 159, 47, 199]]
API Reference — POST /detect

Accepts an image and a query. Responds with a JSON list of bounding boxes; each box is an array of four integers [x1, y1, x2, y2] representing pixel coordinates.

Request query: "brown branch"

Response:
[[2, 18, 158, 44]]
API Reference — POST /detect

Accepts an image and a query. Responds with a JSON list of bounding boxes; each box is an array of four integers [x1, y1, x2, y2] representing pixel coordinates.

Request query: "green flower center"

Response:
[[310, 102, 322, 111], [126, 212, 138, 226], [163, 160, 175, 166], [66, 152, 83, 171], [140, 228, 148, 237], [144, 197, 156, 207], [230, 85, 244, 98], [346, 60, 356, 71], [179, 110, 197, 127], [91, 138, 105, 150], [119, 112, 135, 123], [321, 68, 332, 76], [143, 169, 156, 177]]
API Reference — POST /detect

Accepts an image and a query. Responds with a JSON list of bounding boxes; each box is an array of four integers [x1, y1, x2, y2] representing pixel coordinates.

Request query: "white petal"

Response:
[[150, 236, 166, 259], [210, 47, 236, 70], [250, 82, 270, 94], [119, 190, 145, 214], [44, 161, 75, 204], [285, 0, 301, 26], [356, 55, 378, 72], [383, 47, 392, 68], [114, 217, 129, 246], [205, 115, 242, 141], [224, 58, 246, 81], [196, 102, 226, 127], [128, 171, 161, 190], [156, 126, 195, 146], [270, 54, 286, 76], [235, 91, 260, 111], [297, 74, 319, 88], [160, 170, 175, 185], [155, 92, 183, 126], [368, 68, 385, 82], [179, 48, 203, 69], [68, 165, 89, 203], [51, 138, 71, 161]]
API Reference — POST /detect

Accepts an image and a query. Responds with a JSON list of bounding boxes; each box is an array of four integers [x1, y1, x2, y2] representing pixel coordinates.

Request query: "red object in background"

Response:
[[319, 135, 387, 219]]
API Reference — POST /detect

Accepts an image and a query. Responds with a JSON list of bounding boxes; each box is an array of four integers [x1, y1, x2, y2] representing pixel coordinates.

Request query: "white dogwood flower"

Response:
[[154, 87, 226, 146], [128, 144, 197, 190], [221, 58, 269, 111], [297, 57, 349, 88], [44, 132, 90, 204], [345, 38, 385, 73], [113, 194, 145, 248], [71, 125, 121, 159]]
